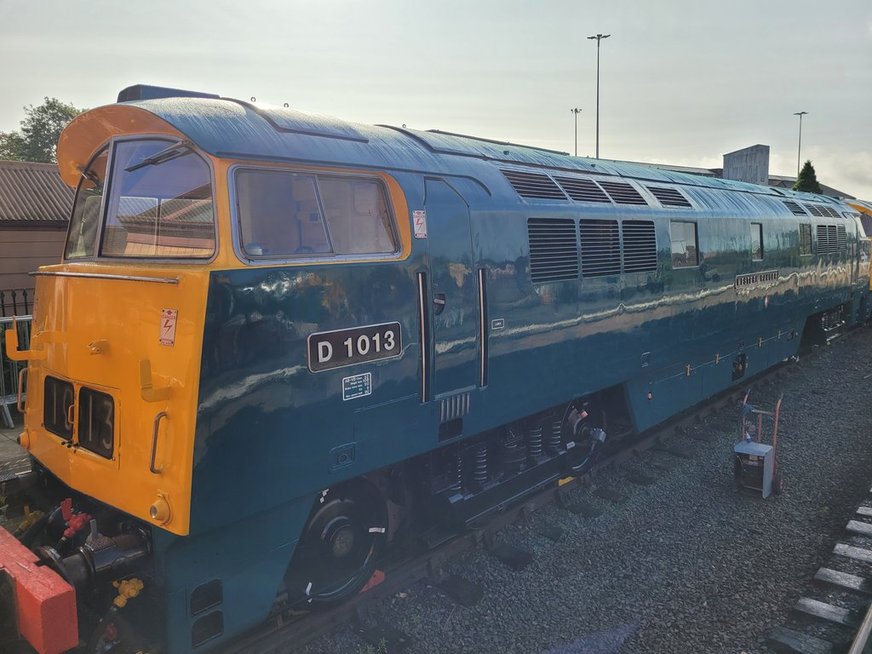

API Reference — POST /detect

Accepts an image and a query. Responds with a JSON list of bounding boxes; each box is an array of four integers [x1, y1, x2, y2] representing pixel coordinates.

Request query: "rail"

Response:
[[767, 484, 872, 653], [0, 316, 32, 429], [848, 599, 872, 654]]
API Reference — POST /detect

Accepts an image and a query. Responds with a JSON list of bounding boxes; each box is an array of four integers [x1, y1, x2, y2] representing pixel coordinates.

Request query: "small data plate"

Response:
[[343, 373, 372, 401]]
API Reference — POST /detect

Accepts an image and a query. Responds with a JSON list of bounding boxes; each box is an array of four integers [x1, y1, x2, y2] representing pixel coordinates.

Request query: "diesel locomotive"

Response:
[[1, 84, 869, 653]]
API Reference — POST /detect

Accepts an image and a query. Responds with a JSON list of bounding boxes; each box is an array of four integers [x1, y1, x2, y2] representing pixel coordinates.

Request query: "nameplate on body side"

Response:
[[307, 322, 402, 372], [735, 270, 779, 289]]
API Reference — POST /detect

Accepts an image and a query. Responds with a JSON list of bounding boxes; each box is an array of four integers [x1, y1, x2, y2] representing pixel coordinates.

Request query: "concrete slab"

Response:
[[0, 416, 28, 472]]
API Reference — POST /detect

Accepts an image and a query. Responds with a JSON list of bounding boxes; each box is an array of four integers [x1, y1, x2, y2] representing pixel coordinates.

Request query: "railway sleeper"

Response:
[[434, 574, 483, 607], [766, 625, 842, 654]]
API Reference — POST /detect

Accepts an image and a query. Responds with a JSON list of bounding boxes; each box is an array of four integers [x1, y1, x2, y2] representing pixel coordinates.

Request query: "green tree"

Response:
[[793, 160, 823, 194], [0, 97, 85, 163]]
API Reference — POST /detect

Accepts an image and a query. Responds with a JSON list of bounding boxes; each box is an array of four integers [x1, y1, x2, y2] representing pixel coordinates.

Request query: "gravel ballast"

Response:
[[307, 330, 872, 653]]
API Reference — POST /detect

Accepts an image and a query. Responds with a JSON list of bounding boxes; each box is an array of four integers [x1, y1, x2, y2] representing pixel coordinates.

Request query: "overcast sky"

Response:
[[1, 0, 870, 198]]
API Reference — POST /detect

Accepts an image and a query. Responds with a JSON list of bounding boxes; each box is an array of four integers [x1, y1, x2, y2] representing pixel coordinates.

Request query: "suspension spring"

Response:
[[449, 452, 463, 493], [548, 417, 563, 454], [473, 443, 488, 485], [527, 424, 544, 459]]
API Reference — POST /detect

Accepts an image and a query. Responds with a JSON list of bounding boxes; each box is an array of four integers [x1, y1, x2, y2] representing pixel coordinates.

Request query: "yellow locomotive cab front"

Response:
[[6, 106, 223, 536]]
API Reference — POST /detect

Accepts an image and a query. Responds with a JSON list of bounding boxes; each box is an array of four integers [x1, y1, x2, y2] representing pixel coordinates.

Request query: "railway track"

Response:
[[222, 363, 793, 654], [766, 491, 872, 654]]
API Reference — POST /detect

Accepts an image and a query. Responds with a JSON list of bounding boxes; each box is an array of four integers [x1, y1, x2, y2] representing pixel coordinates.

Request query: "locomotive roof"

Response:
[[60, 90, 848, 216]]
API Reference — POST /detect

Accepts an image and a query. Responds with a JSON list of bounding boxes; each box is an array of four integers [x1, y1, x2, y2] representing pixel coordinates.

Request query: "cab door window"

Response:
[[750, 222, 764, 260], [65, 147, 109, 259]]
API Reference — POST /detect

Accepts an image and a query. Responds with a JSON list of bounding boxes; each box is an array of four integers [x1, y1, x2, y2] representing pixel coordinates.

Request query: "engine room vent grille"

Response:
[[782, 200, 807, 216], [816, 224, 828, 253], [817, 224, 839, 254], [553, 177, 611, 203], [502, 170, 566, 200], [579, 219, 621, 277], [598, 181, 648, 206], [527, 218, 579, 283], [823, 206, 840, 218], [804, 204, 824, 217], [837, 225, 847, 250], [621, 221, 658, 273], [646, 186, 691, 208], [440, 392, 471, 423]]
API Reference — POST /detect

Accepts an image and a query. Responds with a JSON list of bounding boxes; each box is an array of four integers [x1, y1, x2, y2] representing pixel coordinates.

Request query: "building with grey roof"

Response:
[[0, 160, 73, 315]]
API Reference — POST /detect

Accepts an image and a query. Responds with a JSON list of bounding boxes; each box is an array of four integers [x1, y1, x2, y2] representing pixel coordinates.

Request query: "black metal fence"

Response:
[[0, 316, 31, 428], [0, 288, 32, 318]]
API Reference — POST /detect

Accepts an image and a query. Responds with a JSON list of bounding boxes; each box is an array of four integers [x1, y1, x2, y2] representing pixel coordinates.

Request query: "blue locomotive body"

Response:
[[134, 98, 869, 651], [6, 91, 868, 653]]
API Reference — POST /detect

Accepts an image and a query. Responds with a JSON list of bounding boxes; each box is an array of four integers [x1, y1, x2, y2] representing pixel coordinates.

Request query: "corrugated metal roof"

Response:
[[0, 160, 73, 225]]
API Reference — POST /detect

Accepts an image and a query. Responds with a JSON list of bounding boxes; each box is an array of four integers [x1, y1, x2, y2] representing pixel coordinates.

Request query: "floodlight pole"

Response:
[[588, 33, 611, 159], [794, 111, 808, 177], [571, 107, 582, 156]]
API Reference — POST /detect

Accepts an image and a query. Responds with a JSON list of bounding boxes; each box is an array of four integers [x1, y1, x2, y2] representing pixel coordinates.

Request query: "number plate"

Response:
[[77, 387, 115, 460], [44, 376, 74, 440], [307, 322, 402, 372]]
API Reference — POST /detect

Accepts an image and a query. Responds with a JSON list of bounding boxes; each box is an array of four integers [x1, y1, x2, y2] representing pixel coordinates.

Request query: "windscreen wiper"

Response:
[[78, 167, 102, 185], [125, 140, 193, 172]]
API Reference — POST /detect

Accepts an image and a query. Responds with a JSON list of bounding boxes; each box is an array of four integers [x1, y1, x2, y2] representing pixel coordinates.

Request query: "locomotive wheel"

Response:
[[567, 424, 598, 473], [563, 409, 600, 473], [285, 479, 387, 608]]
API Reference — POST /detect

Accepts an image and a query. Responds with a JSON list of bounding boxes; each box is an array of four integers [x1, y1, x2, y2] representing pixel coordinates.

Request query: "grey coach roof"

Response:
[[0, 160, 73, 226]]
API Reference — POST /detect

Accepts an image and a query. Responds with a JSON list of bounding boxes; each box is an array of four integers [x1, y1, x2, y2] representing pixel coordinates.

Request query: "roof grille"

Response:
[[646, 186, 691, 208], [598, 181, 648, 206], [553, 177, 611, 203], [782, 200, 807, 216], [502, 170, 566, 200], [621, 221, 658, 273], [823, 206, 840, 218], [579, 220, 621, 277], [805, 204, 823, 217], [837, 225, 847, 250], [527, 218, 578, 283]]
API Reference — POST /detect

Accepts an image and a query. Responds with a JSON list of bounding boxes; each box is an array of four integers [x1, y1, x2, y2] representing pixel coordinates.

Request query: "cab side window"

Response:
[[670, 221, 698, 268], [236, 169, 397, 259], [237, 171, 330, 257]]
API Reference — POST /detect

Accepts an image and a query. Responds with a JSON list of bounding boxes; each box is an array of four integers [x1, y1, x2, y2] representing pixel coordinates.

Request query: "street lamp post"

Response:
[[587, 33, 611, 159], [570, 107, 582, 156], [794, 111, 808, 177]]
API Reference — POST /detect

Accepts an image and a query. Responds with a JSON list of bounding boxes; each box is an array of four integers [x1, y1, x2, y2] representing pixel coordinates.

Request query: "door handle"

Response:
[[433, 293, 446, 315], [150, 411, 169, 474]]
